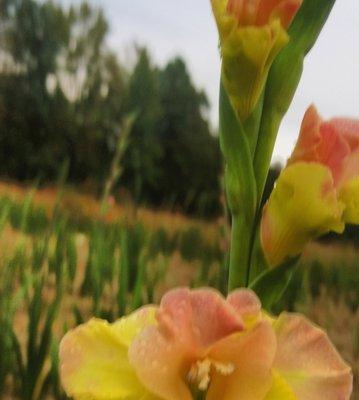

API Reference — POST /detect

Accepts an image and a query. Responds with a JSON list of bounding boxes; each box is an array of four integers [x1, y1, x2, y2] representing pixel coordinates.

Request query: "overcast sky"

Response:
[[75, 0, 359, 162]]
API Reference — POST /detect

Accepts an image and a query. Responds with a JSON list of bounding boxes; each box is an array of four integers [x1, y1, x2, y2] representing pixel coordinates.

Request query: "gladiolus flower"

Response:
[[211, 0, 302, 120], [261, 105, 359, 266], [59, 287, 352, 399]]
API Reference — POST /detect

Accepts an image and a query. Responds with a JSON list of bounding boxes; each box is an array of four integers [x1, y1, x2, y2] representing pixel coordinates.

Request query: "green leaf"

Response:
[[131, 247, 147, 311], [264, 0, 336, 116], [250, 257, 299, 312], [118, 229, 129, 316]]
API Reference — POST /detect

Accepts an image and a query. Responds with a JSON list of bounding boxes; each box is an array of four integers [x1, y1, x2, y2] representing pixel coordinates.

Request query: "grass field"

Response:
[[0, 181, 357, 399]]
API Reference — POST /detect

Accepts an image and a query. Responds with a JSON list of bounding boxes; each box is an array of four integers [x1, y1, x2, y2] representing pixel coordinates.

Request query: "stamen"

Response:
[[188, 358, 235, 391], [213, 360, 235, 375]]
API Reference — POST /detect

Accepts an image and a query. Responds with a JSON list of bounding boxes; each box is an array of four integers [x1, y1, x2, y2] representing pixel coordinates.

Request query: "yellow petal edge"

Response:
[[59, 307, 159, 400]]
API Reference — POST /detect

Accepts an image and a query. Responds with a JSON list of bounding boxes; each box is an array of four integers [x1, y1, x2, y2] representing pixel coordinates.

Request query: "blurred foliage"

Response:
[[0, 2, 357, 398], [0, 180, 224, 397], [0, 0, 221, 218], [0, 185, 358, 398]]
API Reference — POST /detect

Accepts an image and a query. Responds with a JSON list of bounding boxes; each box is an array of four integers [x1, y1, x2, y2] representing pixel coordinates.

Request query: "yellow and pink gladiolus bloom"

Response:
[[60, 287, 352, 399], [261, 106, 359, 266], [211, 0, 302, 120]]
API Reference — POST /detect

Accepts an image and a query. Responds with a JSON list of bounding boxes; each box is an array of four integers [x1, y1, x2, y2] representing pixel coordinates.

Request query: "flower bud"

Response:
[[211, 0, 302, 120], [261, 162, 344, 266], [261, 105, 359, 266]]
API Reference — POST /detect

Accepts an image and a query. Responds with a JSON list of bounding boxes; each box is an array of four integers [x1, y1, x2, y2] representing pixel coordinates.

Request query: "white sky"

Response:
[[68, 0, 359, 162]]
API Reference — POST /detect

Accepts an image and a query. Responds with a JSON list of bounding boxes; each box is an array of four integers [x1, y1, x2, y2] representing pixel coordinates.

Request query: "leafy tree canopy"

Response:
[[0, 0, 222, 218]]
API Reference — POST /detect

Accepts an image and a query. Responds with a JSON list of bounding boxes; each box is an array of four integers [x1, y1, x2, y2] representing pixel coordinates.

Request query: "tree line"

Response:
[[0, 0, 222, 217]]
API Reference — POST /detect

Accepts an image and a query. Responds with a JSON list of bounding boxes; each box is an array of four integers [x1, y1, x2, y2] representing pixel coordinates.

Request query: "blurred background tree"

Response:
[[122, 47, 162, 206], [0, 0, 70, 179], [0, 0, 222, 218], [156, 58, 221, 217]]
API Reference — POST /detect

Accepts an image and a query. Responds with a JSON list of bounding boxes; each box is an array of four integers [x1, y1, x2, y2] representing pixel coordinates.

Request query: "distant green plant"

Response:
[[0, 265, 24, 396]]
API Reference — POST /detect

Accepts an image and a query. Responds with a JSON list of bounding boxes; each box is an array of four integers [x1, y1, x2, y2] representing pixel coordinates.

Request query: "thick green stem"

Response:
[[228, 214, 252, 290], [219, 82, 257, 292]]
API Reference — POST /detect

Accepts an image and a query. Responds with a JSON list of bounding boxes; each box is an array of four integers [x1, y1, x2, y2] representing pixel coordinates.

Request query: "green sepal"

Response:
[[219, 80, 256, 219], [244, 91, 265, 157], [254, 0, 337, 202], [250, 256, 300, 312], [265, 0, 337, 115]]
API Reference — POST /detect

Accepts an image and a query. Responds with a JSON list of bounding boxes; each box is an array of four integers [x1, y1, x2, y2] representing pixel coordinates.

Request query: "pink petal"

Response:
[[317, 121, 350, 183], [288, 105, 323, 164], [206, 320, 277, 400], [289, 106, 351, 184], [330, 117, 359, 151], [226, 0, 249, 24], [227, 289, 262, 319], [129, 324, 193, 400], [256, 0, 302, 27], [339, 149, 359, 187], [273, 313, 353, 400], [129, 288, 244, 400], [330, 118, 359, 185], [257, 0, 302, 28], [227, 0, 301, 27], [158, 287, 244, 349]]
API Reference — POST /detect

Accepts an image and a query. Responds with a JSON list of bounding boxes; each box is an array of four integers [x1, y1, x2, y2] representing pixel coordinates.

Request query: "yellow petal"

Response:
[[60, 307, 159, 400], [211, 0, 236, 40], [221, 20, 288, 120], [261, 162, 345, 266], [112, 306, 157, 347], [264, 370, 297, 400], [272, 313, 353, 400], [339, 177, 359, 224]]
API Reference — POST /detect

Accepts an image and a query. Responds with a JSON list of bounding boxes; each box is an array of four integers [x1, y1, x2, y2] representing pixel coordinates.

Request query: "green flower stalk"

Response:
[[212, 0, 339, 291]]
